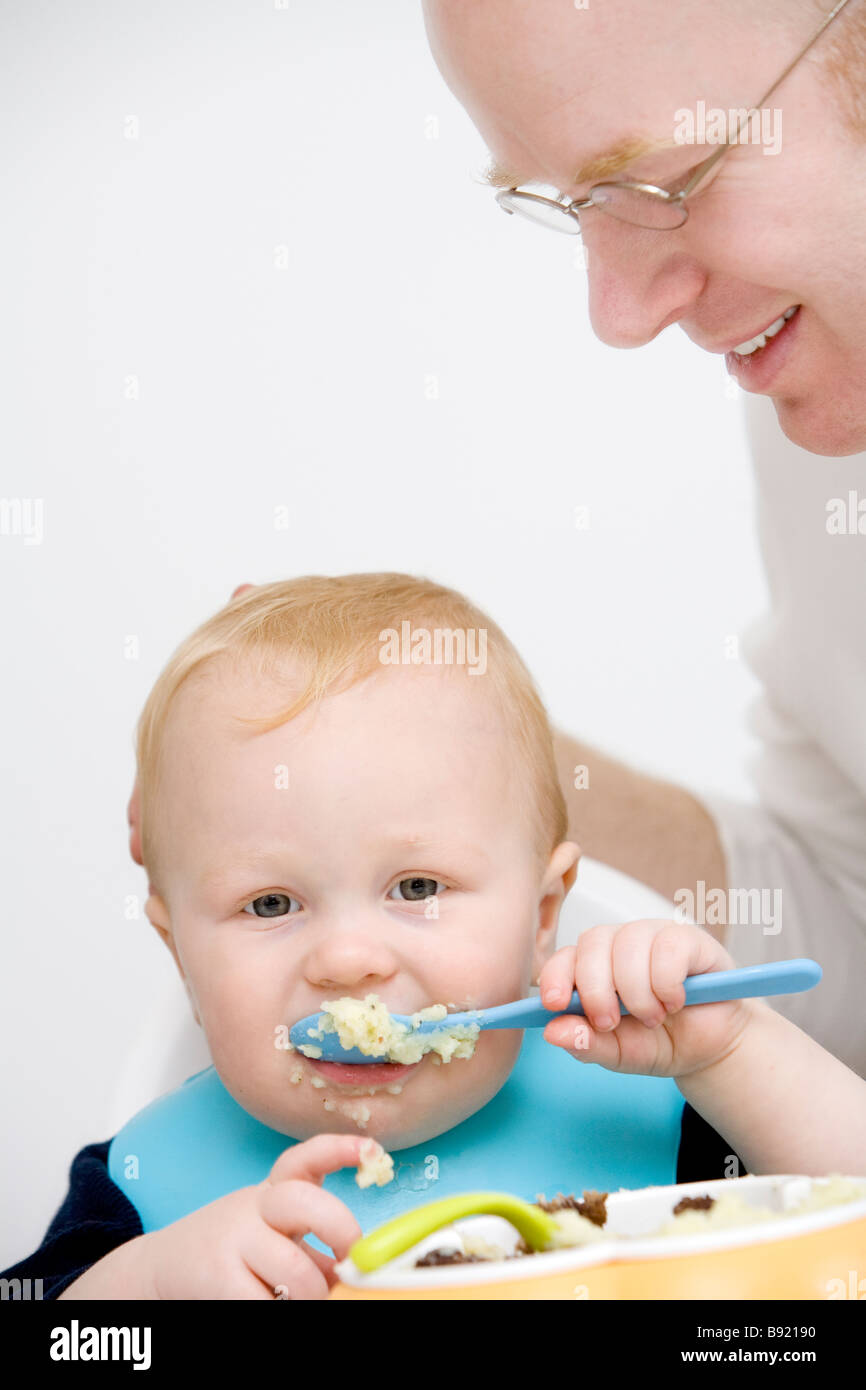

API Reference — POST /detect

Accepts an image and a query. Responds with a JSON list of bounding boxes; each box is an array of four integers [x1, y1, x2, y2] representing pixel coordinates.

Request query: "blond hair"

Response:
[[135, 573, 568, 885]]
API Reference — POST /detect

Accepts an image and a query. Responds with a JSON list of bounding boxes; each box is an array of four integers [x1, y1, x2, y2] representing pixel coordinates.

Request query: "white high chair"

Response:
[[107, 859, 675, 1132]]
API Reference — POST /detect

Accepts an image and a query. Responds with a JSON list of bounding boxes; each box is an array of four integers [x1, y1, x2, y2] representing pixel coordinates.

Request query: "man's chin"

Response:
[[773, 396, 866, 458]]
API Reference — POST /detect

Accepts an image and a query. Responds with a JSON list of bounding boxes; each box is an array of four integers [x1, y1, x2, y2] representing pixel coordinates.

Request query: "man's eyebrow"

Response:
[[479, 135, 682, 193]]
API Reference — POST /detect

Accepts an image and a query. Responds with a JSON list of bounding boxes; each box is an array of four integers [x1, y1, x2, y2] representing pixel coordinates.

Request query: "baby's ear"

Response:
[[532, 841, 581, 977], [144, 891, 172, 951], [544, 840, 581, 900], [145, 893, 202, 1027]]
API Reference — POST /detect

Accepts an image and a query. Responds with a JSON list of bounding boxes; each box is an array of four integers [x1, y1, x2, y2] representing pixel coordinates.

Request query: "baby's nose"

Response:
[[305, 922, 399, 991]]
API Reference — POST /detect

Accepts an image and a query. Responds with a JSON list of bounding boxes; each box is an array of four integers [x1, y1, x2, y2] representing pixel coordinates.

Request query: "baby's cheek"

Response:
[[458, 1027, 521, 1095], [195, 994, 265, 1079], [446, 949, 532, 1013]]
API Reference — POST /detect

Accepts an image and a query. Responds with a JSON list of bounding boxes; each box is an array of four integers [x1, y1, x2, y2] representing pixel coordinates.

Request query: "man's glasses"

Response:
[[495, 0, 852, 234]]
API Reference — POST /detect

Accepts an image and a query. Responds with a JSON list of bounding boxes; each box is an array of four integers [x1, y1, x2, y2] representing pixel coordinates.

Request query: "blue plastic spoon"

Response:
[[288, 957, 822, 1063]]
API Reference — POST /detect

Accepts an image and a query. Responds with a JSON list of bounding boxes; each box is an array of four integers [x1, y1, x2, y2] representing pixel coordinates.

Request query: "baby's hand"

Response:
[[539, 919, 754, 1079], [136, 1134, 367, 1300]]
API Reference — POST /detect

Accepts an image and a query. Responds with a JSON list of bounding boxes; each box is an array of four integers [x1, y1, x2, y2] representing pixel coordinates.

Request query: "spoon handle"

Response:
[[468, 958, 822, 1031]]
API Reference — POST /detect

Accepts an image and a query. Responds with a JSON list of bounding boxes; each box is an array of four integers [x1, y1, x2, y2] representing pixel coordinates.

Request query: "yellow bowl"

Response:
[[331, 1174, 866, 1300]]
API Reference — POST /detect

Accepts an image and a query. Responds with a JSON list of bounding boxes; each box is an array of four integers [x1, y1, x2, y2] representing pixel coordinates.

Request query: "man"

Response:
[[419, 0, 866, 1073]]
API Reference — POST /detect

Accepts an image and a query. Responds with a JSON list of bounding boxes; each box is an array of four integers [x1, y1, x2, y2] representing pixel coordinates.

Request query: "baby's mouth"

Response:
[[306, 1057, 420, 1088]]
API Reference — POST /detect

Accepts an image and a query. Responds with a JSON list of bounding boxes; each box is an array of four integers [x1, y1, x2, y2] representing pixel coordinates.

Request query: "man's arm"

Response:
[[554, 730, 728, 914]]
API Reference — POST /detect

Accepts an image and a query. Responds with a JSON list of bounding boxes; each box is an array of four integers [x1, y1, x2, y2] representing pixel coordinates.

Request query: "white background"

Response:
[[0, 0, 767, 1267]]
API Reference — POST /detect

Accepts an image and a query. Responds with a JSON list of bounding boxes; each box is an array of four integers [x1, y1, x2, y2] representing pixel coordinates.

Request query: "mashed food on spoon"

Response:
[[298, 993, 481, 1064]]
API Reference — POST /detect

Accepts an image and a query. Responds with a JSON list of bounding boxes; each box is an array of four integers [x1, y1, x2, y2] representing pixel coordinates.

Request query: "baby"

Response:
[[8, 572, 865, 1300]]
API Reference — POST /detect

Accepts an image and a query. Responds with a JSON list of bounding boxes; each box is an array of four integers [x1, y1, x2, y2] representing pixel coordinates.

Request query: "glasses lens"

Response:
[[590, 184, 687, 230], [496, 191, 580, 235]]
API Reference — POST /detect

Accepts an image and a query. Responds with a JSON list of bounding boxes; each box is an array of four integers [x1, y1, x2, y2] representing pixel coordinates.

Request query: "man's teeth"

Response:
[[731, 305, 798, 356]]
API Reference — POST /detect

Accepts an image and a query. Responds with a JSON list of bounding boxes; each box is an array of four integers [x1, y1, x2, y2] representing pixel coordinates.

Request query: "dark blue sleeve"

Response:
[[1, 1140, 143, 1300], [676, 1101, 747, 1182]]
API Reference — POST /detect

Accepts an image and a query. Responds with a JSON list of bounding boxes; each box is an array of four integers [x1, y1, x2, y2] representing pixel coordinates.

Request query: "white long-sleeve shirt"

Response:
[[702, 391, 866, 1076]]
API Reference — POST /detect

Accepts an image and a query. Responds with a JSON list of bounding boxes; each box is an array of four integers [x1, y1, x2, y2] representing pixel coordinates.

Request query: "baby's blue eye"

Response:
[[388, 877, 445, 903], [243, 893, 301, 919]]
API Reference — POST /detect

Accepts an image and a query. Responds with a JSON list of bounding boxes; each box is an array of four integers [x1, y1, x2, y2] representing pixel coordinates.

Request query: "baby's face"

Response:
[[147, 655, 577, 1150]]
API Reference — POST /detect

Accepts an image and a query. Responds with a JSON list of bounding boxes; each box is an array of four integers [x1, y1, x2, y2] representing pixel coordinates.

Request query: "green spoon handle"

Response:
[[348, 1191, 559, 1272]]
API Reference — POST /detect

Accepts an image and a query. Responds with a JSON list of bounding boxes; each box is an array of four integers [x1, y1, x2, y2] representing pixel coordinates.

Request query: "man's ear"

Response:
[[145, 893, 202, 1027], [531, 840, 581, 984]]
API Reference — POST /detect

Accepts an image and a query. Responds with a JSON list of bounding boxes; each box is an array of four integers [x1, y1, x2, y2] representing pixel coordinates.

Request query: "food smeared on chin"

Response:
[[297, 993, 481, 1065]]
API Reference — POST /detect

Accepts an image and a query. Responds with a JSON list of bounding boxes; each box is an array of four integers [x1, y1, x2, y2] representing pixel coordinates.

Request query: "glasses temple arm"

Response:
[[679, 0, 851, 199]]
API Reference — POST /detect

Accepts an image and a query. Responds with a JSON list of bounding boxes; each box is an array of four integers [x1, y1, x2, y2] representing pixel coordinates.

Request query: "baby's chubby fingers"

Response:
[[543, 1011, 673, 1076], [539, 948, 600, 1058], [539, 928, 623, 1028], [538, 929, 626, 1053], [263, 1134, 368, 1258], [258, 1178, 361, 1260], [607, 917, 733, 1028], [541, 920, 745, 1078], [609, 919, 691, 1027], [563, 923, 623, 1031], [243, 1218, 333, 1301], [643, 921, 736, 1017], [267, 1132, 372, 1186], [537, 944, 579, 1014], [543, 1009, 601, 1059]]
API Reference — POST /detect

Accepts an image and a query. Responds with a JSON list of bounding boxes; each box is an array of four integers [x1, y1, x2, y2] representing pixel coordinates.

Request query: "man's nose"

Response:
[[580, 218, 706, 348]]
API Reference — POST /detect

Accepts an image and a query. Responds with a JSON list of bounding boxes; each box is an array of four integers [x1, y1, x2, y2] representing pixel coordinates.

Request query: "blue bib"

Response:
[[109, 1030, 684, 1250]]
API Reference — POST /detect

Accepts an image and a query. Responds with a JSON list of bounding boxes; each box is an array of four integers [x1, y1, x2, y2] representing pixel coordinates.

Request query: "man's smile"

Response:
[[692, 304, 801, 356], [726, 305, 801, 356], [723, 304, 803, 392]]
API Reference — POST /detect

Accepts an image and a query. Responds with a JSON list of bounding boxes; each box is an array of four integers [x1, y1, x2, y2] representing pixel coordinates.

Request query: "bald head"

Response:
[[422, 0, 833, 197]]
